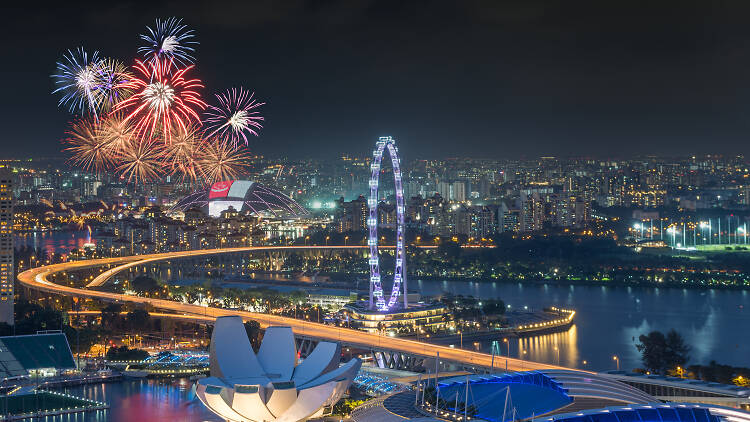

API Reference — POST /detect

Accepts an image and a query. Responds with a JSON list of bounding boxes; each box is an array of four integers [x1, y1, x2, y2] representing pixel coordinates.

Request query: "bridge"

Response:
[[17, 245, 565, 373]]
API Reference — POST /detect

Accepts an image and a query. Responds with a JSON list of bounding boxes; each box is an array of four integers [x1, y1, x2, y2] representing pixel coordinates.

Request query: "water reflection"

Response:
[[515, 325, 580, 368], [47, 379, 222, 422], [413, 279, 750, 371], [15, 230, 91, 254]]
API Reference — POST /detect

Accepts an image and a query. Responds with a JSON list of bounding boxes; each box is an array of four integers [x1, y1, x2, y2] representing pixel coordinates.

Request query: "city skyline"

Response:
[[6, 1, 750, 159], [2, 3, 750, 421]]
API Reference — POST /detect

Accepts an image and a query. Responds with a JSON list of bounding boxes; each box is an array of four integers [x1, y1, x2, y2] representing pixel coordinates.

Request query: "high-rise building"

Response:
[[0, 168, 13, 324], [470, 205, 497, 237], [334, 195, 367, 233], [451, 181, 466, 202], [436, 181, 467, 202], [518, 192, 541, 232], [437, 181, 452, 201]]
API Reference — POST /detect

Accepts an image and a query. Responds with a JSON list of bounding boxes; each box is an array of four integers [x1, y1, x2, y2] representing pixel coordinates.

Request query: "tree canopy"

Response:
[[244, 320, 262, 352], [106, 346, 149, 362], [636, 329, 690, 374], [130, 276, 160, 294]]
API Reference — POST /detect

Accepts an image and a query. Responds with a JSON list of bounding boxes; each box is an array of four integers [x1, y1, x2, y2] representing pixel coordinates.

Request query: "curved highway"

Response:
[[17, 246, 565, 372]]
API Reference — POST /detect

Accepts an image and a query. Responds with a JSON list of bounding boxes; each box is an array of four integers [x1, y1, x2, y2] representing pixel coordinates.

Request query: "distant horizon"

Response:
[[4, 151, 749, 163]]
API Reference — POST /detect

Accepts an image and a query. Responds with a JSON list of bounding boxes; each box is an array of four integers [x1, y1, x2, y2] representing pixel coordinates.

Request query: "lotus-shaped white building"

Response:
[[196, 316, 361, 422]]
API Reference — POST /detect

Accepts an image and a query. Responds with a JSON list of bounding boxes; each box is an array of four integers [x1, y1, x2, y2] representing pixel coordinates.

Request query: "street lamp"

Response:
[[305, 235, 310, 246], [503, 337, 509, 357], [700, 221, 709, 245], [667, 227, 677, 248], [344, 236, 349, 246], [613, 355, 619, 371], [325, 236, 330, 246], [738, 226, 747, 245]]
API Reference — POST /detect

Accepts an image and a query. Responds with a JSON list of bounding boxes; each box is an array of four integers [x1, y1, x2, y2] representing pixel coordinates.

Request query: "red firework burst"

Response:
[[113, 58, 205, 143]]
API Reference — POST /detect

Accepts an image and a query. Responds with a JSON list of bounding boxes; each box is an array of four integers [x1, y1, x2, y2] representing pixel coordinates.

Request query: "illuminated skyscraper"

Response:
[[0, 167, 12, 324]]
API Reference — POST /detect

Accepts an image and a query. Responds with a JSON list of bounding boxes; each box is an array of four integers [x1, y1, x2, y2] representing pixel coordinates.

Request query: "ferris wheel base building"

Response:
[[343, 301, 449, 334]]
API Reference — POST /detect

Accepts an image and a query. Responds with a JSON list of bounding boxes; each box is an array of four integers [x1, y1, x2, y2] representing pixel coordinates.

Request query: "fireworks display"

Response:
[[115, 138, 165, 183], [164, 125, 202, 181], [52, 48, 102, 118], [63, 118, 112, 173], [98, 114, 134, 153], [204, 88, 265, 146], [113, 59, 206, 142], [93, 58, 133, 113], [139, 17, 197, 67], [52, 17, 264, 184], [197, 141, 251, 183]]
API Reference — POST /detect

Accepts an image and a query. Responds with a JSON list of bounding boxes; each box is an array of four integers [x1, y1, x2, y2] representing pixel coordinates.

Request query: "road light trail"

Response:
[[18, 245, 566, 372]]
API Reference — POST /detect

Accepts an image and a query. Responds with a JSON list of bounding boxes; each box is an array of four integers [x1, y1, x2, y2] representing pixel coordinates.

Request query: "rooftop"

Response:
[[0, 332, 75, 378], [602, 371, 750, 398], [345, 301, 446, 316]]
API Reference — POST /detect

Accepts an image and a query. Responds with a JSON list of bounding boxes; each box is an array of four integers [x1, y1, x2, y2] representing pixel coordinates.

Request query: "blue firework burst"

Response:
[[138, 17, 198, 67], [52, 47, 102, 118]]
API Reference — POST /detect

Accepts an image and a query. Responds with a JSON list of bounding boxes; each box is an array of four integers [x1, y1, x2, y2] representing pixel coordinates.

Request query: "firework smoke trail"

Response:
[[63, 118, 113, 173], [94, 58, 134, 112], [197, 140, 251, 184], [113, 59, 206, 143], [52, 47, 102, 119], [163, 124, 202, 182], [203, 87, 265, 146], [139, 17, 197, 67], [115, 138, 165, 183]]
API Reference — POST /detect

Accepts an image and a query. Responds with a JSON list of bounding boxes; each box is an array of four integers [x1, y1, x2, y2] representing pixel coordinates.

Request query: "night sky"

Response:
[[4, 1, 750, 160]]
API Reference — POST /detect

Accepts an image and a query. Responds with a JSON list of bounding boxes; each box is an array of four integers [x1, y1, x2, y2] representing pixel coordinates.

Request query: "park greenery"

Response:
[[635, 329, 690, 375], [636, 329, 750, 386], [244, 320, 263, 352], [331, 398, 366, 416], [406, 234, 750, 288], [0, 300, 102, 356], [0, 298, 214, 358], [105, 346, 149, 361], [35, 229, 750, 297], [185, 230, 750, 288]]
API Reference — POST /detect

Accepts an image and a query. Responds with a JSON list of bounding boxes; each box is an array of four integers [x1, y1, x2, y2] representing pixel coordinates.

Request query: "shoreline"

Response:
[[323, 273, 750, 292], [191, 271, 750, 293]]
